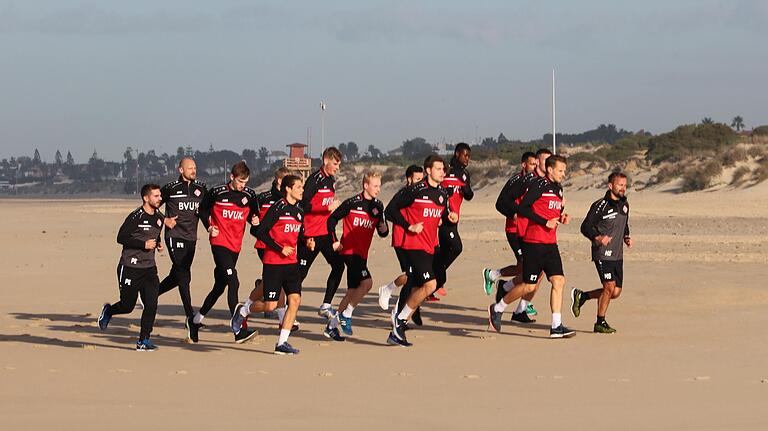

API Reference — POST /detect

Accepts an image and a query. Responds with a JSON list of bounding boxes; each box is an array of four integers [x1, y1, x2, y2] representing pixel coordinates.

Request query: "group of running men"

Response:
[[97, 143, 633, 353]]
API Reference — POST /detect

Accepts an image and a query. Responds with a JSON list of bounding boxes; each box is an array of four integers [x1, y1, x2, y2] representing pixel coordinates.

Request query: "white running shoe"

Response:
[[378, 285, 392, 310]]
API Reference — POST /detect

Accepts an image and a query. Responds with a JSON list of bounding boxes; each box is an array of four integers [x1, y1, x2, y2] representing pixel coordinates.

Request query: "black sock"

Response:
[[596, 315, 606, 324]]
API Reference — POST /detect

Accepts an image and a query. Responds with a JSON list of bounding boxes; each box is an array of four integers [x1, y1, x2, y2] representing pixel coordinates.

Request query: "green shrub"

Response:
[[647, 123, 737, 164], [722, 147, 748, 166], [752, 125, 768, 136], [730, 166, 751, 185], [681, 160, 722, 192]]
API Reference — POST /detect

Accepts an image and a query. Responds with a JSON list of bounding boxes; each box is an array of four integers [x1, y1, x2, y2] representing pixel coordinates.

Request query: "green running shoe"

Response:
[[570, 288, 586, 318], [525, 303, 537, 316], [593, 320, 617, 334], [482, 268, 494, 295]]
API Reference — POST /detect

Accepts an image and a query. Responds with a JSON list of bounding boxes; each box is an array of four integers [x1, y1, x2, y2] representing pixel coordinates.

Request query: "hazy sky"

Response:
[[1, 0, 766, 161]]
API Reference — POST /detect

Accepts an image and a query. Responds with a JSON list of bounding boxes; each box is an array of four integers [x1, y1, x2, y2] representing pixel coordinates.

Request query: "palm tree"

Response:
[[701, 117, 714, 124], [731, 116, 745, 131]]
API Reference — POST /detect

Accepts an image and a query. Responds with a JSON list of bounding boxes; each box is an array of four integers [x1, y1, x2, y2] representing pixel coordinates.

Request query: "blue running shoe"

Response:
[[136, 338, 158, 351], [323, 325, 346, 342], [488, 304, 503, 333], [338, 314, 353, 336], [274, 342, 300, 355], [231, 304, 246, 335], [98, 303, 111, 331], [387, 331, 412, 347]]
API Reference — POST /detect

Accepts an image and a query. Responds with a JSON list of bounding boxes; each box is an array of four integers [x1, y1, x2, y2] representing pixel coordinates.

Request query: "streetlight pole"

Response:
[[552, 68, 557, 155], [320, 100, 327, 154]]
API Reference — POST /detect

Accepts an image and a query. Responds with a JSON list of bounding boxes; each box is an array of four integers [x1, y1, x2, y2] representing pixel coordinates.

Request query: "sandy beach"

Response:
[[1, 182, 767, 430]]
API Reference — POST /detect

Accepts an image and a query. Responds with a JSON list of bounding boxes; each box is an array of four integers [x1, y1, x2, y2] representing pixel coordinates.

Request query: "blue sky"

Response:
[[1, 0, 766, 161]]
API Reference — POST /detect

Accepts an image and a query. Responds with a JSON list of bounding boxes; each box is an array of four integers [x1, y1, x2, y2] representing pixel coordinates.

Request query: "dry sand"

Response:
[[1, 182, 767, 430]]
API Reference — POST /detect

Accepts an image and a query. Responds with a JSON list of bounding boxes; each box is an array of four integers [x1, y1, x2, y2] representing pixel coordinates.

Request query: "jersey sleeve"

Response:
[[517, 182, 548, 226], [116, 214, 146, 249], [495, 176, 522, 218], [255, 205, 283, 252], [300, 175, 318, 214], [327, 197, 353, 242], [580, 200, 603, 240], [160, 183, 171, 208], [462, 170, 474, 201], [385, 188, 414, 229], [375, 200, 389, 238], [197, 188, 214, 230]]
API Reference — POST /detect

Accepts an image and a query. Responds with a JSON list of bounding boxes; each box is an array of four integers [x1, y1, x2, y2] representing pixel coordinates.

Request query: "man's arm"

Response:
[[462, 170, 474, 201], [516, 182, 548, 226], [197, 188, 214, 230], [300, 175, 318, 214], [495, 176, 523, 218], [385, 188, 414, 229], [376, 201, 389, 238], [580, 200, 603, 240], [255, 206, 283, 252], [116, 214, 145, 249]]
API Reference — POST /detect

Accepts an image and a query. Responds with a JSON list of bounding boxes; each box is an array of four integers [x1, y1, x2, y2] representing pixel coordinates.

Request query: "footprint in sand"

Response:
[[174, 370, 188, 375], [761, 379, 768, 384], [609, 378, 630, 383], [114, 369, 133, 374], [82, 344, 96, 351], [480, 335, 496, 340], [393, 372, 413, 377], [4, 366, 16, 371], [245, 370, 270, 375], [318, 372, 334, 377], [463, 374, 480, 379], [552, 376, 564, 380]]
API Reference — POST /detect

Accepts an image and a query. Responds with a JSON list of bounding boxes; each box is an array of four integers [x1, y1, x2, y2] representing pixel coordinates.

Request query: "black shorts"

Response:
[[262, 263, 301, 301], [394, 247, 409, 273], [403, 249, 436, 286], [344, 255, 371, 288], [594, 260, 623, 288], [506, 233, 523, 262], [521, 242, 564, 284]]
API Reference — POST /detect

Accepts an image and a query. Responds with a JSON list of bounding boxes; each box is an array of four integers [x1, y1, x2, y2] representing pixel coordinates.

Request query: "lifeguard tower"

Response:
[[284, 143, 312, 179]]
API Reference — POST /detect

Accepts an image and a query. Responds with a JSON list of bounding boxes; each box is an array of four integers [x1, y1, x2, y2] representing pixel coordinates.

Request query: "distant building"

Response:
[[284, 143, 311, 178]]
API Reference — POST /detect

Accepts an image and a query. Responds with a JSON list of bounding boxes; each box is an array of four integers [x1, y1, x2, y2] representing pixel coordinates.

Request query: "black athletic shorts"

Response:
[[344, 254, 371, 289], [262, 263, 301, 301], [394, 247, 409, 273], [521, 242, 564, 283], [506, 232, 523, 262], [594, 259, 623, 288], [403, 249, 436, 286]]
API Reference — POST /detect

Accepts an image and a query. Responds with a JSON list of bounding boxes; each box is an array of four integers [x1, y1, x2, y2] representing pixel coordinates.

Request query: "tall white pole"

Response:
[[320, 100, 326, 154], [552, 69, 557, 154]]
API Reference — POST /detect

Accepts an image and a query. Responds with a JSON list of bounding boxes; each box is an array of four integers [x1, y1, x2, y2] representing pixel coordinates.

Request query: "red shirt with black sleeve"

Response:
[[198, 183, 258, 253], [256, 198, 304, 265], [385, 179, 450, 254], [513, 170, 544, 237], [327, 193, 388, 259], [516, 176, 564, 244], [440, 159, 473, 223], [252, 184, 282, 250], [300, 169, 336, 237]]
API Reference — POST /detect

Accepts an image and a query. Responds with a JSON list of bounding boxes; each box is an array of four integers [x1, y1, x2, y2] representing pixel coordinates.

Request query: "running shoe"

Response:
[[488, 304, 503, 333], [234, 328, 258, 344], [338, 315, 353, 336], [411, 307, 423, 326], [377, 284, 392, 310], [323, 325, 346, 342], [526, 303, 538, 316], [511, 311, 535, 324], [274, 342, 300, 355], [436, 287, 447, 296], [136, 338, 158, 352], [550, 324, 576, 339], [425, 294, 440, 302], [291, 320, 300, 333], [593, 321, 617, 334], [185, 316, 202, 343], [317, 305, 334, 319], [387, 331, 412, 347], [482, 268, 495, 295], [97, 303, 111, 330], [231, 304, 246, 335], [392, 317, 409, 344], [494, 279, 506, 303], [570, 288, 586, 318]]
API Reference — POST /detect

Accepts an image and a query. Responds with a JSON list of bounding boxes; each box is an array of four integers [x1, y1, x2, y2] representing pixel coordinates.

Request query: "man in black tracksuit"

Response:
[[158, 157, 207, 337], [571, 172, 634, 334], [98, 184, 165, 351]]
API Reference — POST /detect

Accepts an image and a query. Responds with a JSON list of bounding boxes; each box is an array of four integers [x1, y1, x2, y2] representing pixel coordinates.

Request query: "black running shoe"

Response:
[[488, 304, 503, 333], [411, 307, 423, 326], [136, 338, 158, 352], [392, 318, 409, 344], [323, 325, 346, 342], [234, 328, 258, 344], [511, 311, 535, 324], [594, 320, 617, 334], [494, 280, 507, 303], [98, 303, 111, 330], [550, 324, 576, 339], [274, 342, 299, 355], [186, 316, 202, 343], [387, 331, 412, 347]]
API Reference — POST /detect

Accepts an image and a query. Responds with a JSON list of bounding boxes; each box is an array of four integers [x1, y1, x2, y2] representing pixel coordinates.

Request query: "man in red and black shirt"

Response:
[[322, 171, 389, 341], [377, 165, 424, 310], [385, 155, 457, 347], [434, 143, 473, 297], [297, 147, 345, 319], [190, 161, 259, 343], [488, 155, 576, 339], [231, 175, 314, 355]]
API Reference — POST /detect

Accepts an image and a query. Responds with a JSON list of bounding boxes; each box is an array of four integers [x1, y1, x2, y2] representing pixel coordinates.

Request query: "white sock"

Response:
[[277, 329, 290, 345], [342, 305, 354, 318], [193, 312, 204, 324], [490, 269, 502, 281], [514, 299, 528, 314], [494, 300, 508, 313], [244, 298, 253, 311], [239, 304, 249, 317], [503, 280, 516, 292], [328, 315, 339, 329], [552, 313, 562, 329], [276, 307, 286, 324], [397, 304, 413, 321], [320, 302, 331, 310]]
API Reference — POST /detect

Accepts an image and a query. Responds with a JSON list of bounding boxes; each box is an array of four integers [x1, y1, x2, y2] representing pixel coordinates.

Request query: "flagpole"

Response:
[[552, 69, 557, 155]]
